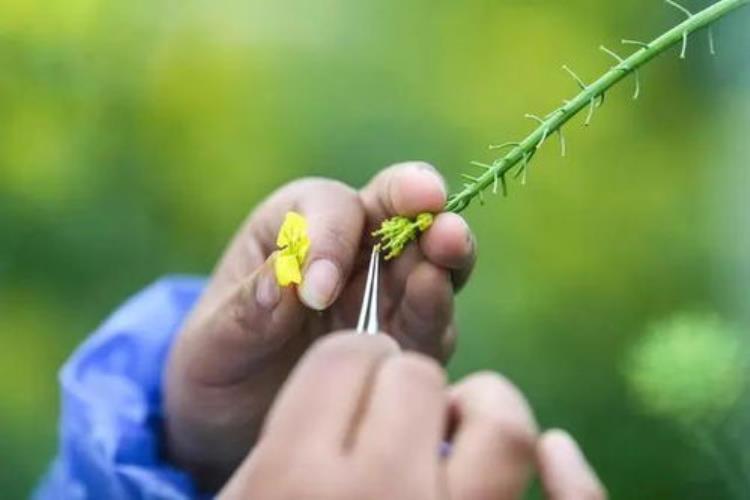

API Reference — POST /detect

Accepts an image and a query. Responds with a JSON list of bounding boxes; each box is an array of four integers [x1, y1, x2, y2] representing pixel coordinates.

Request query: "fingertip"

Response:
[[538, 428, 592, 474], [390, 162, 447, 216], [292, 179, 365, 311], [298, 259, 341, 311], [539, 429, 579, 456], [538, 429, 607, 500], [420, 213, 474, 270]]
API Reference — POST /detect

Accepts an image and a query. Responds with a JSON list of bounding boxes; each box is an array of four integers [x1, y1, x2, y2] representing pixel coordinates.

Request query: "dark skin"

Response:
[[164, 162, 478, 489], [219, 333, 606, 500]]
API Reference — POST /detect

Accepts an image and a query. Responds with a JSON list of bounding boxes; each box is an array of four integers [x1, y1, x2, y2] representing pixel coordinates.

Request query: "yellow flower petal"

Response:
[[298, 236, 310, 263], [274, 211, 310, 287], [276, 212, 308, 249], [275, 253, 302, 286]]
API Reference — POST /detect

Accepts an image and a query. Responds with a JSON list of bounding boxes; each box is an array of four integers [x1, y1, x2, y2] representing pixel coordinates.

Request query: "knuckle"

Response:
[[461, 371, 516, 398], [496, 416, 536, 452], [310, 333, 396, 362], [391, 353, 446, 388], [456, 371, 537, 437], [390, 161, 446, 195], [291, 177, 358, 200], [286, 176, 334, 191], [404, 160, 442, 177], [357, 460, 436, 500], [310, 333, 360, 358], [265, 176, 328, 204], [316, 221, 359, 256], [464, 371, 526, 403]]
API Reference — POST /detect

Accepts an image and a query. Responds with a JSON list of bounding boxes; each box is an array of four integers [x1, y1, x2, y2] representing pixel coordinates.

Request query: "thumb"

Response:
[[169, 253, 309, 389], [164, 255, 311, 486]]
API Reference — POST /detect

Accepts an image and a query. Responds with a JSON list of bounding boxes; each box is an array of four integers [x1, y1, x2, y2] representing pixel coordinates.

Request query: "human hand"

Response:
[[164, 162, 476, 488], [219, 333, 605, 500]]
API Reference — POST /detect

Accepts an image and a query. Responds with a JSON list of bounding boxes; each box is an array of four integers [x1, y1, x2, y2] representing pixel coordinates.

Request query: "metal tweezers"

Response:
[[356, 246, 381, 335], [354, 245, 453, 457]]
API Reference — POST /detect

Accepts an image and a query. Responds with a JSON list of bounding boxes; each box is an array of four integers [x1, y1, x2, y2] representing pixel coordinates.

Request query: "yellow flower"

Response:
[[274, 211, 310, 286]]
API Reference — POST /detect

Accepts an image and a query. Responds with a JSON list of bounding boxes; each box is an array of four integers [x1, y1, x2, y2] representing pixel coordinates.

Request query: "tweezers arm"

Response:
[[364, 252, 380, 335], [356, 247, 379, 333]]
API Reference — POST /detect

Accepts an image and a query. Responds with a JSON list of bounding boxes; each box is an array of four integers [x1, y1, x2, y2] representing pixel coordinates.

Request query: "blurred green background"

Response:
[[1, 0, 749, 498]]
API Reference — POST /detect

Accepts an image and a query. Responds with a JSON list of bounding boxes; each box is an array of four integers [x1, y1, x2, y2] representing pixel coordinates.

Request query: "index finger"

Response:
[[228, 178, 367, 310]]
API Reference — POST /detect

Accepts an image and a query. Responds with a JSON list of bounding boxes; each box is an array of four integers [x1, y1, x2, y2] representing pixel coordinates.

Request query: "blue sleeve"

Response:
[[34, 276, 209, 500]]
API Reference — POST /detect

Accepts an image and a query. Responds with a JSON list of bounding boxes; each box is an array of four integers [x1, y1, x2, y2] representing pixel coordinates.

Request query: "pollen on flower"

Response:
[[274, 211, 310, 286], [373, 212, 434, 260], [416, 213, 434, 231]]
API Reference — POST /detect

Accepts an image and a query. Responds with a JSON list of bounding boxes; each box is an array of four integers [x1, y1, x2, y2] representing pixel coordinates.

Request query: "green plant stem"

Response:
[[373, 0, 749, 258], [444, 0, 750, 213]]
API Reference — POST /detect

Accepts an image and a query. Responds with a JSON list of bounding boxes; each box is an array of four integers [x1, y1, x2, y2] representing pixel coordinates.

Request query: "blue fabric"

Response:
[[35, 277, 208, 500]]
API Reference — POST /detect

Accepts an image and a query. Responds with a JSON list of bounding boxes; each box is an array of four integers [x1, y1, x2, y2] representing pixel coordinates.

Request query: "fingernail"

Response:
[[300, 259, 340, 311], [256, 268, 281, 310]]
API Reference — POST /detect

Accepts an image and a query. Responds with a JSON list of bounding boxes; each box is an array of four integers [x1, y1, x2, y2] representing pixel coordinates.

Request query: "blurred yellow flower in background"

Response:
[[274, 212, 310, 286], [624, 313, 746, 427]]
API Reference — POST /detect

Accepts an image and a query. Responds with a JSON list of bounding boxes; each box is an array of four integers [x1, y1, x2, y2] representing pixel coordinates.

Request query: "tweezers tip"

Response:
[[356, 245, 381, 334]]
